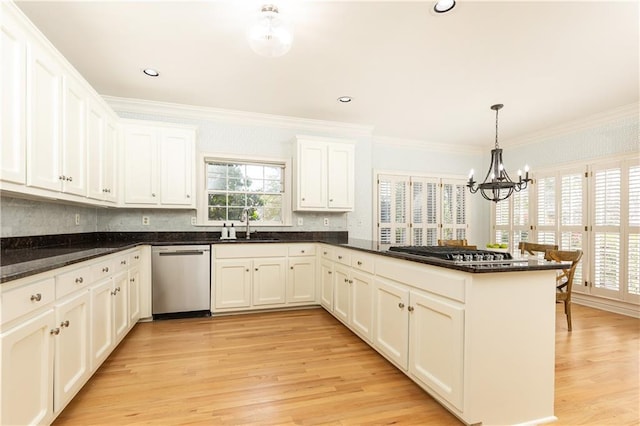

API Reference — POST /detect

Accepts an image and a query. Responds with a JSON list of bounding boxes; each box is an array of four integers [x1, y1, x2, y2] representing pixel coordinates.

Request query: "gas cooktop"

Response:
[[388, 245, 516, 265]]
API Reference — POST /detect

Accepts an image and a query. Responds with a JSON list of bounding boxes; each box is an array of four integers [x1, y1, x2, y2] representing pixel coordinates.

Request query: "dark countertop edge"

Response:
[[1, 237, 565, 284]]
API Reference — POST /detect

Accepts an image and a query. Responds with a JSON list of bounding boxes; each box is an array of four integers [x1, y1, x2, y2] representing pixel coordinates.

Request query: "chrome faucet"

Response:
[[242, 207, 252, 239]]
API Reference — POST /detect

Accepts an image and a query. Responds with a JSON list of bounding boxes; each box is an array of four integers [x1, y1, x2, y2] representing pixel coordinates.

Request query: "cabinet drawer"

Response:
[[334, 249, 351, 266], [56, 265, 91, 298], [288, 244, 316, 257], [351, 253, 375, 274], [113, 253, 130, 272], [215, 244, 287, 259], [91, 258, 115, 282], [2, 278, 55, 324], [320, 246, 334, 260], [129, 250, 142, 266]]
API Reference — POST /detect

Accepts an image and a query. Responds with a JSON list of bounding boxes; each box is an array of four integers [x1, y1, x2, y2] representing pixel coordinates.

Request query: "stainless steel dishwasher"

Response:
[[152, 245, 211, 319]]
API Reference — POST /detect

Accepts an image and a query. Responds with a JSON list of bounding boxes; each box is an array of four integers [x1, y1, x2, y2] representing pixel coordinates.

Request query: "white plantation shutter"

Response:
[[591, 163, 621, 297], [512, 187, 530, 249], [442, 179, 468, 241], [411, 177, 440, 246], [536, 175, 556, 245], [559, 169, 587, 290], [377, 175, 410, 249], [626, 164, 640, 299], [494, 198, 510, 245]]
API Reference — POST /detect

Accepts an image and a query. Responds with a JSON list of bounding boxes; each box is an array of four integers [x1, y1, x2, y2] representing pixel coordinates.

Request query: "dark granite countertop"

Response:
[[1, 231, 564, 284]]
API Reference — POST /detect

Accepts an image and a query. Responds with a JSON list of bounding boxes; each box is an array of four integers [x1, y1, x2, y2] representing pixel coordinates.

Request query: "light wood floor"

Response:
[[54, 304, 639, 425]]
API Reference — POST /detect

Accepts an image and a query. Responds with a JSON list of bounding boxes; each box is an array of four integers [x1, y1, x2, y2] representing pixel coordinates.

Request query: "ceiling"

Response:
[[15, 0, 639, 147]]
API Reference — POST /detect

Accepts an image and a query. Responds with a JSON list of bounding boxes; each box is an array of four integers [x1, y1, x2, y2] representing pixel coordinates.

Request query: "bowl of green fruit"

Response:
[[486, 243, 509, 252]]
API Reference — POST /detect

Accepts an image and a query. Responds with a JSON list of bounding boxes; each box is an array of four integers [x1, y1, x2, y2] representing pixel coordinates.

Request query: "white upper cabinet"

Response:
[[60, 76, 86, 196], [86, 99, 117, 203], [122, 121, 195, 208], [26, 40, 63, 192], [294, 136, 355, 211], [1, 12, 27, 184]]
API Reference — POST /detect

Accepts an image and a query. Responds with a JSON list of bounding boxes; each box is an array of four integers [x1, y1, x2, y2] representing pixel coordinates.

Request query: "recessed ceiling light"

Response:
[[434, 0, 456, 13], [338, 96, 352, 103], [143, 68, 160, 77]]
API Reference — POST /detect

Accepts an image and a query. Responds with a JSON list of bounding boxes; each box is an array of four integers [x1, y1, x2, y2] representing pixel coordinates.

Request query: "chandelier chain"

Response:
[[495, 107, 499, 149]]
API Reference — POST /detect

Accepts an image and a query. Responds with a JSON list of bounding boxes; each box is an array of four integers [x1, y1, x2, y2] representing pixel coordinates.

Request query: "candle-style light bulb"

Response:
[[469, 169, 474, 179]]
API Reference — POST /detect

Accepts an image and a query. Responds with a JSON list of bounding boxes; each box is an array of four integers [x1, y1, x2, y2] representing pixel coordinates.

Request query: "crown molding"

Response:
[[503, 102, 639, 148], [372, 135, 483, 155], [102, 96, 374, 138]]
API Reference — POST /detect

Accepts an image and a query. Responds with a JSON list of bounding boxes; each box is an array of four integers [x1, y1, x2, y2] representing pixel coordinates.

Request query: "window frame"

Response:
[[197, 153, 292, 227]]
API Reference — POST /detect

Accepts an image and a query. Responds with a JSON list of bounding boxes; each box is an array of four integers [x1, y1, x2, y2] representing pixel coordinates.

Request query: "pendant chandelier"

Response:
[[247, 4, 293, 58], [467, 104, 532, 203]]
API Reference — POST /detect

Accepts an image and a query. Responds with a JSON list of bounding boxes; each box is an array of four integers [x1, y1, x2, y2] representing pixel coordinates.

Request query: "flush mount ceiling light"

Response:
[[467, 104, 532, 203], [434, 0, 456, 13], [143, 68, 159, 77], [247, 4, 294, 58], [337, 96, 352, 103]]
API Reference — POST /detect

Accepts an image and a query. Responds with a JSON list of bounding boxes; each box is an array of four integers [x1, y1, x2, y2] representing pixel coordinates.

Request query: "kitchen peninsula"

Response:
[[1, 232, 564, 425]]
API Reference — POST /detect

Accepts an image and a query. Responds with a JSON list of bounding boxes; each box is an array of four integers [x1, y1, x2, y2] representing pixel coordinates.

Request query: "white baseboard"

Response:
[[573, 294, 640, 319]]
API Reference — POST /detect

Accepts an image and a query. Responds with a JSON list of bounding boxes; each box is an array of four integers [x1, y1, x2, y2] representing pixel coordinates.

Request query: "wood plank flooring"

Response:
[[53, 304, 639, 425]]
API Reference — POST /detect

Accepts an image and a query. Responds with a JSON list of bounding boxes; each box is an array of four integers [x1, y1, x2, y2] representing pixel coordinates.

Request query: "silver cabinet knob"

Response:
[[338, 255, 342, 260], [75, 277, 84, 283], [398, 303, 405, 309], [30, 293, 42, 302], [59, 175, 64, 180], [186, 194, 190, 198], [246, 269, 250, 272], [348, 280, 353, 284], [60, 320, 70, 328], [134, 255, 140, 260], [328, 271, 332, 275], [130, 278, 135, 282], [102, 267, 109, 273], [302, 197, 306, 201], [152, 193, 156, 197], [408, 306, 415, 312], [329, 199, 333, 202], [255, 268, 259, 271], [67, 176, 73, 182], [121, 260, 127, 265], [50, 328, 60, 335], [357, 261, 362, 266]]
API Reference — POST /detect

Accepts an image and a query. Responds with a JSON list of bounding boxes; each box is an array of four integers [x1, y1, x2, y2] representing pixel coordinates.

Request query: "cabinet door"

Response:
[[297, 140, 327, 209], [0, 309, 55, 426], [333, 265, 350, 324], [374, 278, 409, 370], [113, 271, 129, 342], [123, 126, 157, 204], [287, 258, 316, 303], [327, 143, 354, 210], [86, 99, 105, 200], [214, 259, 252, 309], [61, 76, 86, 196], [159, 128, 194, 205], [253, 258, 287, 306], [320, 261, 334, 310], [103, 118, 118, 202], [89, 279, 114, 371], [128, 266, 141, 325], [26, 41, 62, 191], [1, 15, 27, 184], [409, 290, 464, 411], [54, 291, 90, 413], [350, 271, 373, 341]]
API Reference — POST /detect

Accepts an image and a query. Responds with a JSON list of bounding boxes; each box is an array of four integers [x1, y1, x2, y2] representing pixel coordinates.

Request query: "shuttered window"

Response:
[[627, 165, 640, 296], [376, 174, 468, 249], [559, 169, 586, 288]]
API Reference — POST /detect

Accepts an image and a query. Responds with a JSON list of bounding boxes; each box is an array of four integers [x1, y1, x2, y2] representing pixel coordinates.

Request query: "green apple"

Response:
[[499, 243, 508, 249]]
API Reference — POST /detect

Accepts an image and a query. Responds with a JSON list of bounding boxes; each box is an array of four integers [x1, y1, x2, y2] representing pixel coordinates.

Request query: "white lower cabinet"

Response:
[[408, 289, 464, 411], [89, 278, 114, 371], [212, 244, 317, 313], [373, 277, 464, 410], [252, 258, 287, 306], [113, 271, 129, 343], [0, 309, 56, 426], [53, 291, 90, 414], [333, 264, 374, 342], [128, 266, 141, 324], [319, 260, 334, 310]]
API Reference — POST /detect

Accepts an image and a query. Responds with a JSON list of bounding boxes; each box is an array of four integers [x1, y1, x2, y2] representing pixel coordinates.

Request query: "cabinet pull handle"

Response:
[[111, 290, 117, 296], [75, 277, 84, 283], [50, 328, 60, 335], [408, 306, 414, 312], [255, 268, 259, 271], [121, 260, 127, 265], [323, 251, 327, 255], [60, 320, 70, 328], [59, 175, 64, 180], [348, 280, 353, 284], [301, 250, 305, 253], [116, 287, 121, 292], [102, 267, 109, 273], [152, 193, 156, 197], [344, 278, 348, 283], [357, 261, 362, 266], [328, 271, 332, 275], [329, 199, 333, 202], [134, 255, 140, 260], [338, 255, 342, 259], [30, 293, 42, 302], [186, 194, 190, 198], [290, 266, 294, 270], [398, 302, 405, 309], [246, 269, 250, 272], [67, 176, 73, 182], [130, 278, 135, 282]]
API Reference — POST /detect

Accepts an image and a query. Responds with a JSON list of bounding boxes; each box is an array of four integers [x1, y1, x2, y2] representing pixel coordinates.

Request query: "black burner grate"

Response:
[[388, 245, 513, 261]]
